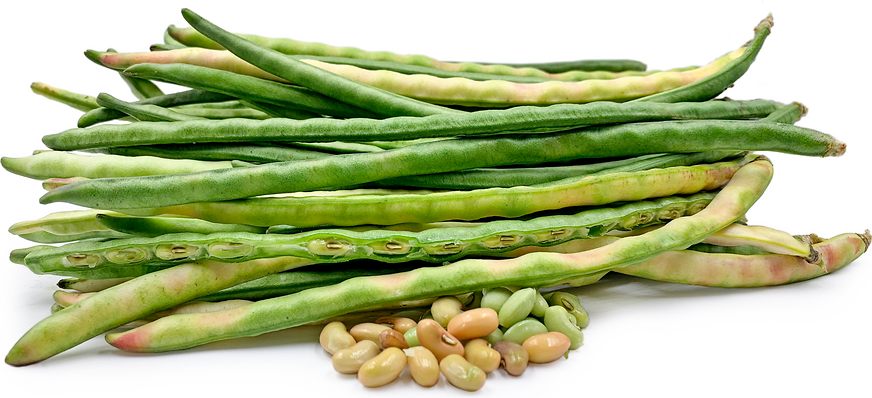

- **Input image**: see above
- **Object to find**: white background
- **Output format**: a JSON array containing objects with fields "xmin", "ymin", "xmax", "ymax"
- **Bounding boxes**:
[{"xmin": 1, "ymin": 1, "xmax": 869, "ymax": 397}]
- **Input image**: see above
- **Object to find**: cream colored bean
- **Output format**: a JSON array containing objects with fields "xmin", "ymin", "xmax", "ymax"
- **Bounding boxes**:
[
  {"xmin": 416, "ymin": 319, "xmax": 464, "ymax": 361},
  {"xmin": 375, "ymin": 316, "xmax": 417, "ymax": 334},
  {"xmin": 332, "ymin": 340, "xmax": 380, "ymax": 374},
  {"xmin": 379, "ymin": 329, "xmax": 409, "ymax": 349},
  {"xmin": 440, "ymin": 354, "xmax": 487, "ymax": 392},
  {"xmin": 431, "ymin": 296, "xmax": 463, "ymax": 328},
  {"xmin": 357, "ymin": 347, "xmax": 408, "ymax": 388},
  {"xmin": 319, "ymin": 321, "xmax": 356, "ymax": 355},
  {"xmin": 492, "ymin": 341, "xmax": 529, "ymax": 376},
  {"xmin": 464, "ymin": 338, "xmax": 501, "ymax": 373},
  {"xmin": 349, "ymin": 322, "xmax": 392, "ymax": 349},
  {"xmin": 523, "ymin": 332, "xmax": 571, "ymax": 364},
  {"xmin": 404, "ymin": 346, "xmax": 440, "ymax": 387},
  {"xmin": 447, "ymin": 307, "xmax": 499, "ymax": 340}
]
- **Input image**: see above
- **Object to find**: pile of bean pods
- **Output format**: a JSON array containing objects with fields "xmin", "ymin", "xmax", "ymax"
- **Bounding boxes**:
[{"xmin": 2, "ymin": 9, "xmax": 868, "ymax": 392}]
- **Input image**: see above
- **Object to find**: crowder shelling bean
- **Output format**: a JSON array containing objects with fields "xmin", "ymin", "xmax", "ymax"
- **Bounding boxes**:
[{"xmin": 1, "ymin": 7, "xmax": 867, "ymax": 394}]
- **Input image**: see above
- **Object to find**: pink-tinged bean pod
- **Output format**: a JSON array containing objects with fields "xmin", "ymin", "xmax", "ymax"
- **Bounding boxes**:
[
  {"xmin": 5, "ymin": 256, "xmax": 313, "ymax": 366},
  {"xmin": 100, "ymin": 158, "xmax": 775, "ymax": 355},
  {"xmin": 90, "ymin": 48, "xmax": 286, "ymax": 82},
  {"xmin": 616, "ymin": 231, "xmax": 869, "ymax": 287},
  {"xmin": 303, "ymin": 50, "xmax": 741, "ymax": 106}
]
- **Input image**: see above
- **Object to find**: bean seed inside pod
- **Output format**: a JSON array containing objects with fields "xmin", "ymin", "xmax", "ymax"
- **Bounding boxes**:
[{"xmin": 416, "ymin": 319, "xmax": 464, "ymax": 361}]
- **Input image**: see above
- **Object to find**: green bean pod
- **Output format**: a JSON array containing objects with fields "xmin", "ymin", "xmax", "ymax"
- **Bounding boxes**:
[
  {"xmin": 92, "ymin": 142, "xmax": 332, "ymax": 163},
  {"xmin": 92, "ymin": 47, "xmax": 674, "ymax": 83},
  {"xmin": 5, "ymin": 255, "xmax": 316, "ymax": 366},
  {"xmin": 78, "ymin": 89, "xmax": 234, "ymax": 128},
  {"xmin": 122, "ymin": 157, "xmax": 743, "ymax": 228},
  {"xmin": 42, "ymin": 100, "xmax": 784, "ymax": 149},
  {"xmin": 95, "ymin": 214, "xmax": 266, "ymax": 237},
  {"xmin": 616, "ymin": 231, "xmax": 869, "ymax": 287},
  {"xmin": 304, "ymin": 48, "xmax": 742, "ymax": 107},
  {"xmin": 166, "ymin": 25, "xmax": 650, "ymax": 77},
  {"xmin": 23, "ymin": 193, "xmax": 717, "ymax": 278},
  {"xmin": 97, "ymin": 157, "xmax": 775, "ymax": 353},
  {"xmin": 121, "ymin": 63, "xmax": 380, "ymax": 119},
  {"xmin": 30, "ymin": 82, "xmax": 99, "ymax": 112},
  {"xmin": 634, "ymin": 15, "xmax": 772, "ymax": 104},
  {"xmin": 40, "ymin": 121, "xmax": 843, "ymax": 210},
  {"xmin": 8, "ymin": 209, "xmax": 132, "ymax": 244},
  {"xmin": 95, "ymin": 93, "xmax": 206, "ymax": 123},
  {"xmin": 2, "ymin": 151, "xmax": 232, "ymax": 180}
]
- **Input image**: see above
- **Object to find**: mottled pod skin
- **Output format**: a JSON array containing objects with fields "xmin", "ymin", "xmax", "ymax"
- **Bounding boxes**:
[
  {"xmin": 2, "ymin": 151, "xmax": 232, "ymax": 180},
  {"xmin": 5, "ymin": 256, "xmax": 314, "ymax": 366},
  {"xmin": 40, "ymin": 121, "xmax": 842, "ymax": 209},
  {"xmin": 100, "ymin": 158, "xmax": 775, "ymax": 354},
  {"xmin": 180, "ymin": 9, "xmax": 458, "ymax": 118},
  {"xmin": 23, "ymin": 192, "xmax": 717, "ymax": 278},
  {"xmin": 617, "ymin": 231, "xmax": 869, "ymax": 287},
  {"xmin": 97, "ymin": 158, "xmax": 742, "ymax": 227},
  {"xmin": 42, "ymin": 100, "xmax": 784, "ymax": 150},
  {"xmin": 167, "ymin": 25, "xmax": 649, "ymax": 78}
]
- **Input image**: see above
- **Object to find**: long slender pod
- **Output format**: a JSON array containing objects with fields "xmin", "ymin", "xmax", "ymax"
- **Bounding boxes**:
[
  {"xmin": 100, "ymin": 157, "xmax": 774, "ymax": 353},
  {"xmin": 8, "ymin": 209, "xmax": 133, "ymax": 244},
  {"xmin": 23, "ymin": 193, "xmax": 717, "ymax": 278},
  {"xmin": 30, "ymin": 82, "xmax": 99, "ymax": 112},
  {"xmin": 93, "ymin": 142, "xmax": 332, "ymax": 163},
  {"xmin": 375, "ymin": 151, "xmax": 743, "ymax": 190},
  {"xmin": 95, "ymin": 93, "xmax": 207, "ymax": 123},
  {"xmin": 40, "ymin": 121, "xmax": 844, "ymax": 209},
  {"xmin": 180, "ymin": 9, "xmax": 459, "ymax": 117},
  {"xmin": 91, "ymin": 48, "xmax": 677, "ymax": 83},
  {"xmin": 4, "ymin": 256, "xmax": 315, "ymax": 366},
  {"xmin": 43, "ymin": 100, "xmax": 784, "ymax": 149},
  {"xmin": 121, "ymin": 63, "xmax": 381, "ymax": 119},
  {"xmin": 95, "ymin": 214, "xmax": 267, "ymax": 237},
  {"xmin": 78, "ymin": 89, "xmax": 234, "ymax": 128},
  {"xmin": 633, "ymin": 15, "xmax": 772, "ymax": 103},
  {"xmin": 95, "ymin": 49, "xmax": 166, "ymax": 100},
  {"xmin": 115, "ymin": 157, "xmax": 747, "ymax": 228},
  {"xmin": 166, "ymin": 25, "xmax": 650, "ymax": 76},
  {"xmin": 616, "ymin": 232, "xmax": 869, "ymax": 286},
  {"xmin": 2, "ymin": 151, "xmax": 232, "ymax": 180}
]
